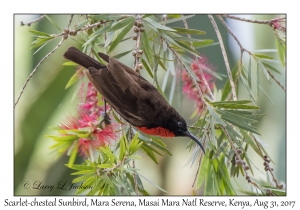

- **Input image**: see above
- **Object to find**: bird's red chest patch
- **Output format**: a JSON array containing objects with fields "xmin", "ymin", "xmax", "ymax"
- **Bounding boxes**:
[{"xmin": 136, "ymin": 126, "xmax": 175, "ymax": 137}]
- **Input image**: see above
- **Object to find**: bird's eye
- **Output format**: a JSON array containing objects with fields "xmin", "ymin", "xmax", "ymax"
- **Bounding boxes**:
[{"xmin": 178, "ymin": 121, "xmax": 183, "ymax": 128}]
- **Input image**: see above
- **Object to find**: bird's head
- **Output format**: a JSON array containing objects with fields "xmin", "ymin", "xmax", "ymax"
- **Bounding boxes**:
[{"xmin": 169, "ymin": 117, "xmax": 205, "ymax": 154}]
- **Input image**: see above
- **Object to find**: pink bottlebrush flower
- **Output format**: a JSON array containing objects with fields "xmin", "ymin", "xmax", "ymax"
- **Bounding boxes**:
[
  {"xmin": 77, "ymin": 124, "xmax": 117, "ymax": 157},
  {"xmin": 60, "ymin": 112, "xmax": 117, "ymax": 157},
  {"xmin": 78, "ymin": 82, "xmax": 103, "ymax": 119},
  {"xmin": 182, "ymin": 56, "xmax": 216, "ymax": 113}
]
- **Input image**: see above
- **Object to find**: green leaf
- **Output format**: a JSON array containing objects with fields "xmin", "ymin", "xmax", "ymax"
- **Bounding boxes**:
[
  {"xmin": 88, "ymin": 14, "xmax": 123, "ymax": 21},
  {"xmin": 129, "ymin": 132, "xmax": 140, "ymax": 154},
  {"xmin": 71, "ymin": 170, "xmax": 95, "ymax": 175},
  {"xmin": 248, "ymin": 57, "xmax": 252, "ymax": 89},
  {"xmin": 257, "ymin": 62, "xmax": 260, "ymax": 97},
  {"xmin": 240, "ymin": 129, "xmax": 263, "ymax": 158},
  {"xmin": 144, "ymin": 17, "xmax": 176, "ymax": 32},
  {"xmin": 275, "ymin": 35, "xmax": 285, "ymax": 67},
  {"xmin": 98, "ymin": 164, "xmax": 113, "ymax": 168},
  {"xmin": 221, "ymin": 64, "xmax": 238, "ymax": 101},
  {"xmin": 75, "ymin": 19, "xmax": 89, "ymax": 30},
  {"xmin": 119, "ymin": 137, "xmax": 126, "ymax": 160},
  {"xmin": 253, "ymin": 53, "xmax": 274, "ymax": 60},
  {"xmin": 84, "ymin": 23, "xmax": 112, "ymax": 47},
  {"xmin": 72, "ymin": 173, "xmax": 94, "ymax": 183},
  {"xmin": 149, "ymin": 140, "xmax": 172, "ymax": 156},
  {"xmin": 68, "ymin": 142, "xmax": 78, "ymax": 166},
  {"xmin": 207, "ymin": 105, "xmax": 226, "ymax": 127},
  {"xmin": 217, "ymin": 110, "xmax": 259, "ymax": 125},
  {"xmin": 112, "ymin": 50, "xmax": 132, "ymax": 59},
  {"xmin": 175, "ymin": 40, "xmax": 201, "ymax": 57},
  {"xmin": 65, "ymin": 164, "xmax": 95, "ymax": 171},
  {"xmin": 196, "ymin": 153, "xmax": 209, "ymax": 189},
  {"xmin": 142, "ymin": 145, "xmax": 158, "ymax": 164},
  {"xmin": 29, "ymin": 30, "xmax": 51, "ymax": 37},
  {"xmin": 99, "ymin": 147, "xmax": 116, "ymax": 163},
  {"xmin": 45, "ymin": 15, "xmax": 62, "ymax": 31},
  {"xmin": 141, "ymin": 31, "xmax": 154, "ymax": 67},
  {"xmin": 30, "ymin": 37, "xmax": 54, "ymax": 50},
  {"xmin": 108, "ymin": 20, "xmax": 134, "ymax": 53},
  {"xmin": 141, "ymin": 59, "xmax": 153, "ymax": 78},
  {"xmin": 90, "ymin": 22, "xmax": 112, "ymax": 38},
  {"xmin": 75, "ymin": 175, "xmax": 96, "ymax": 195},
  {"xmin": 262, "ymin": 62, "xmax": 281, "ymax": 74},
  {"xmin": 255, "ymin": 57, "xmax": 270, "ymax": 80},
  {"xmin": 47, "ymin": 135, "xmax": 78, "ymax": 142},
  {"xmin": 173, "ymin": 36, "xmax": 207, "ymax": 43},
  {"xmin": 160, "ymin": 15, "xmax": 195, "ymax": 25},
  {"xmin": 193, "ymin": 39, "xmax": 216, "ymax": 48},
  {"xmin": 210, "ymin": 102, "xmax": 260, "ymax": 110},
  {"xmin": 172, "ymin": 27, "xmax": 206, "ymax": 35},
  {"xmin": 102, "ymin": 174, "xmax": 114, "ymax": 187},
  {"xmin": 65, "ymin": 70, "xmax": 82, "ymax": 89},
  {"xmin": 107, "ymin": 17, "xmax": 135, "ymax": 32},
  {"xmin": 204, "ymin": 160, "xmax": 213, "ymax": 195},
  {"xmin": 63, "ymin": 61, "xmax": 78, "ymax": 66},
  {"xmin": 222, "ymin": 116, "xmax": 260, "ymax": 135},
  {"xmin": 137, "ymin": 172, "xmax": 168, "ymax": 193}
]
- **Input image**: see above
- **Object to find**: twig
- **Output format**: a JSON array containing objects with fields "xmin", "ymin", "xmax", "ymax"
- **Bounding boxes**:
[
  {"xmin": 252, "ymin": 135, "xmax": 282, "ymax": 189},
  {"xmin": 161, "ymin": 36, "xmax": 205, "ymax": 103},
  {"xmin": 221, "ymin": 126, "xmax": 258, "ymax": 189},
  {"xmin": 208, "ymin": 15, "xmax": 237, "ymax": 101},
  {"xmin": 14, "ymin": 38, "xmax": 65, "ymax": 107},
  {"xmin": 221, "ymin": 15, "xmax": 286, "ymax": 27},
  {"xmin": 133, "ymin": 14, "xmax": 142, "ymax": 73},
  {"xmin": 266, "ymin": 69, "xmax": 286, "ymax": 91},
  {"xmin": 21, "ymin": 15, "xmax": 45, "ymax": 26},
  {"xmin": 68, "ymin": 14, "xmax": 74, "ymax": 29},
  {"xmin": 192, "ymin": 137, "xmax": 206, "ymax": 187},
  {"xmin": 129, "ymin": 127, "xmax": 139, "ymax": 195},
  {"xmin": 181, "ymin": 15, "xmax": 215, "ymax": 101}
]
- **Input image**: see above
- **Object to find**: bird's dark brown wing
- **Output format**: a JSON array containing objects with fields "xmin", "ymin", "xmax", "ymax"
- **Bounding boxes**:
[
  {"xmin": 63, "ymin": 46, "xmax": 178, "ymax": 128},
  {"xmin": 86, "ymin": 66, "xmax": 146, "ymax": 126}
]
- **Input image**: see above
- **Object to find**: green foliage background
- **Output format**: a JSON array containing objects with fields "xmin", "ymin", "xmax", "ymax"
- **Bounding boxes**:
[{"xmin": 14, "ymin": 14, "xmax": 285, "ymax": 195}]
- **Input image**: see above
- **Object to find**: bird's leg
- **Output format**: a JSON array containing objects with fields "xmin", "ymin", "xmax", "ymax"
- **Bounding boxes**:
[{"xmin": 103, "ymin": 99, "xmax": 111, "ymax": 125}]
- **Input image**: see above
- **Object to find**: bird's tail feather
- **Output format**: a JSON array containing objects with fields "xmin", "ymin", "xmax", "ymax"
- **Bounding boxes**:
[{"xmin": 63, "ymin": 46, "xmax": 105, "ymax": 69}]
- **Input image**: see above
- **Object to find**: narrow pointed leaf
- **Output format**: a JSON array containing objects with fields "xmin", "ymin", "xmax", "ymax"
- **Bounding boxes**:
[
  {"xmin": 75, "ymin": 19, "xmax": 89, "ymax": 30},
  {"xmin": 160, "ymin": 15, "xmax": 195, "ymax": 25},
  {"xmin": 141, "ymin": 31, "xmax": 154, "ymax": 67},
  {"xmin": 275, "ymin": 36, "xmax": 285, "ymax": 67},
  {"xmin": 172, "ymin": 27, "xmax": 206, "ymax": 35},
  {"xmin": 108, "ymin": 20, "xmax": 134, "ymax": 53},
  {"xmin": 107, "ymin": 16, "xmax": 135, "ymax": 32},
  {"xmin": 144, "ymin": 17, "xmax": 176, "ymax": 32},
  {"xmin": 45, "ymin": 15, "xmax": 62, "ymax": 31}
]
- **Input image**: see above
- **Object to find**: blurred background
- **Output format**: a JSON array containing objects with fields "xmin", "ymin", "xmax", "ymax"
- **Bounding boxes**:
[{"xmin": 14, "ymin": 14, "xmax": 285, "ymax": 195}]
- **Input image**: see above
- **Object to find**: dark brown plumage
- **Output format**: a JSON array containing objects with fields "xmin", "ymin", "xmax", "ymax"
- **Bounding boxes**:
[{"xmin": 63, "ymin": 46, "xmax": 205, "ymax": 153}]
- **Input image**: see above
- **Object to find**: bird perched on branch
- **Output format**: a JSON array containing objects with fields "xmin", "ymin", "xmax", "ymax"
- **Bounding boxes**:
[{"xmin": 63, "ymin": 46, "xmax": 205, "ymax": 153}]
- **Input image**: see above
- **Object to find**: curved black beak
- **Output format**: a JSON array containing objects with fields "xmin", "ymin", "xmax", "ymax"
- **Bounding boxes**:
[{"xmin": 184, "ymin": 131, "xmax": 205, "ymax": 154}]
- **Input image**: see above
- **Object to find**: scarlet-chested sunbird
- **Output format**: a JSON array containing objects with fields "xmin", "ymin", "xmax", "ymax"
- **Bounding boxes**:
[{"xmin": 63, "ymin": 46, "xmax": 205, "ymax": 153}]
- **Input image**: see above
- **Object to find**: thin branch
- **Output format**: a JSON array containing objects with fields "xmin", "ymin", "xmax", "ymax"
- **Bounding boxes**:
[
  {"xmin": 161, "ymin": 36, "xmax": 205, "ymax": 103},
  {"xmin": 134, "ymin": 14, "xmax": 142, "ymax": 73},
  {"xmin": 221, "ymin": 15, "xmax": 286, "ymax": 27},
  {"xmin": 266, "ymin": 69, "xmax": 286, "ymax": 92},
  {"xmin": 181, "ymin": 15, "xmax": 215, "ymax": 101},
  {"xmin": 14, "ymin": 38, "xmax": 65, "ymax": 107},
  {"xmin": 221, "ymin": 126, "xmax": 259, "ymax": 189},
  {"xmin": 192, "ymin": 137, "xmax": 206, "ymax": 187},
  {"xmin": 68, "ymin": 14, "xmax": 74, "ymax": 29},
  {"xmin": 252, "ymin": 136, "xmax": 282, "ymax": 189},
  {"xmin": 208, "ymin": 15, "xmax": 237, "ymax": 101},
  {"xmin": 21, "ymin": 15, "xmax": 45, "ymax": 26},
  {"xmin": 129, "ymin": 127, "xmax": 139, "ymax": 195}
]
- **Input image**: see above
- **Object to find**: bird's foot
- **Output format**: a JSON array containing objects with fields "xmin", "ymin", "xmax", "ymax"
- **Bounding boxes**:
[{"xmin": 102, "ymin": 112, "xmax": 111, "ymax": 125}]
